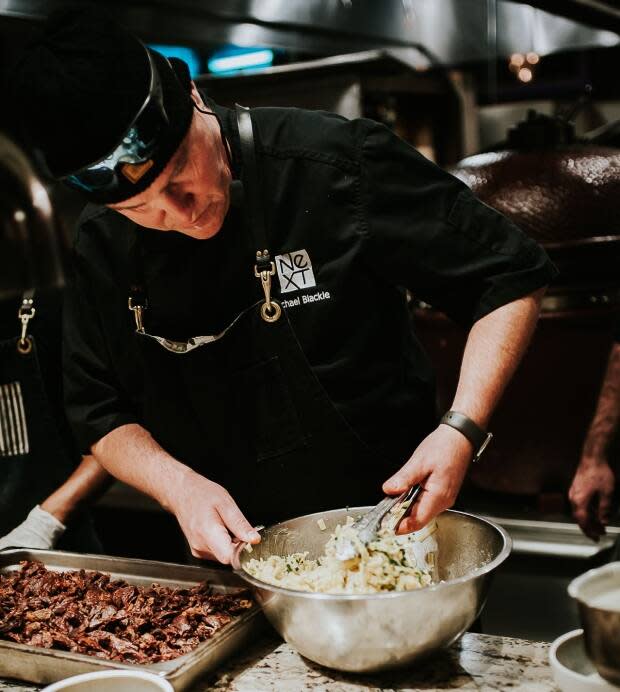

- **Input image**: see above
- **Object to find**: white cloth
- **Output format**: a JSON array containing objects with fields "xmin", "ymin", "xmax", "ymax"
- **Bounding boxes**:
[{"xmin": 0, "ymin": 505, "xmax": 66, "ymax": 550}]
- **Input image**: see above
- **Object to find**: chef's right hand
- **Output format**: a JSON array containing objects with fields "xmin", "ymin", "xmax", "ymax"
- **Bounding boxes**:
[
  {"xmin": 171, "ymin": 472, "xmax": 261, "ymax": 564},
  {"xmin": 568, "ymin": 455, "xmax": 616, "ymax": 541}
]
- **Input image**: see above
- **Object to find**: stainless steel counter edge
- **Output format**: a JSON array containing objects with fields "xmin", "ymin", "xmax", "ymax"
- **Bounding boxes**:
[{"xmin": 483, "ymin": 515, "xmax": 619, "ymax": 559}]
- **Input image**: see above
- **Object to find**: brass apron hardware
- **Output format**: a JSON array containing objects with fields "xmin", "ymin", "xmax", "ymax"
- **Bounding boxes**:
[
  {"xmin": 17, "ymin": 294, "xmax": 35, "ymax": 355},
  {"xmin": 128, "ymin": 296, "xmax": 146, "ymax": 333},
  {"xmin": 260, "ymin": 301, "xmax": 281, "ymax": 323},
  {"xmin": 16, "ymin": 337, "xmax": 32, "ymax": 355},
  {"xmin": 254, "ymin": 249, "xmax": 281, "ymax": 323}
]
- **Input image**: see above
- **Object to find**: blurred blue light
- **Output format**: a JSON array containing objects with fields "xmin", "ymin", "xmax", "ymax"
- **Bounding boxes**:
[
  {"xmin": 208, "ymin": 47, "xmax": 274, "ymax": 75},
  {"xmin": 149, "ymin": 44, "xmax": 201, "ymax": 79}
]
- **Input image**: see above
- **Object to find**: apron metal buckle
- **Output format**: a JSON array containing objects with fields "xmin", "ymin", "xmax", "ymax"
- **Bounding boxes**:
[
  {"xmin": 260, "ymin": 301, "xmax": 281, "ymax": 323},
  {"xmin": 17, "ymin": 298, "xmax": 35, "ymax": 354},
  {"xmin": 128, "ymin": 297, "xmax": 147, "ymax": 333},
  {"xmin": 254, "ymin": 250, "xmax": 281, "ymax": 323}
]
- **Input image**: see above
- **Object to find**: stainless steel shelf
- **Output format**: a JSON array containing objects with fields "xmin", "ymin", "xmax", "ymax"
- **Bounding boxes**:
[{"xmin": 483, "ymin": 515, "xmax": 619, "ymax": 559}]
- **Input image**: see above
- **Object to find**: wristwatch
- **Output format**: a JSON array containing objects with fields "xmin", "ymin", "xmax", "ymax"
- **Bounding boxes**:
[{"xmin": 440, "ymin": 410, "xmax": 493, "ymax": 463}]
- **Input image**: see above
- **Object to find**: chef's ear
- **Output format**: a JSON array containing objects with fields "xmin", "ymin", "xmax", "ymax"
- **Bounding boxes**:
[{"xmin": 189, "ymin": 83, "xmax": 207, "ymax": 111}]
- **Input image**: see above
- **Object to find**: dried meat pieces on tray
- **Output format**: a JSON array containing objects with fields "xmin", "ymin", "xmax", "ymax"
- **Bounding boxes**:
[{"xmin": 0, "ymin": 561, "xmax": 253, "ymax": 663}]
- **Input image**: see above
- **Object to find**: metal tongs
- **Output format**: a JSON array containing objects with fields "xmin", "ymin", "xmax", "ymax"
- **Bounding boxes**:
[
  {"xmin": 334, "ymin": 484, "xmax": 423, "ymax": 561},
  {"xmin": 230, "ymin": 525, "xmax": 264, "ymax": 572}
]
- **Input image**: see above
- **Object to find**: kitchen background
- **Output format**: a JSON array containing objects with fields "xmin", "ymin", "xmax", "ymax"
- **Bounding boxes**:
[{"xmin": 1, "ymin": 0, "xmax": 619, "ymax": 643}]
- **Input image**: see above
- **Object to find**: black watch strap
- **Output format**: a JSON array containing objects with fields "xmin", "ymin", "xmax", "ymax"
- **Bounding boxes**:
[{"xmin": 440, "ymin": 410, "xmax": 493, "ymax": 462}]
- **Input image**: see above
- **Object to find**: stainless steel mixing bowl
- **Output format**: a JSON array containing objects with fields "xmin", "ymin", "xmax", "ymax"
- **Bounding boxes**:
[
  {"xmin": 568, "ymin": 562, "xmax": 620, "ymax": 685},
  {"xmin": 236, "ymin": 507, "xmax": 511, "ymax": 673}
]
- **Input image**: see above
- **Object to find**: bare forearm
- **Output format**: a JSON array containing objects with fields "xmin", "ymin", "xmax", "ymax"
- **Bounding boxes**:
[
  {"xmin": 386, "ymin": 288, "xmax": 546, "ymax": 529},
  {"xmin": 582, "ymin": 342, "xmax": 620, "ymax": 460},
  {"xmin": 91, "ymin": 423, "xmax": 196, "ymax": 512},
  {"xmin": 40, "ymin": 455, "xmax": 112, "ymax": 524},
  {"xmin": 91, "ymin": 424, "xmax": 259, "ymax": 563},
  {"xmin": 451, "ymin": 288, "xmax": 545, "ymax": 428}
]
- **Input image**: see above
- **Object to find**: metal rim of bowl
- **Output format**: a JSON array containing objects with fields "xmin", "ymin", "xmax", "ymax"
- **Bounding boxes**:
[
  {"xmin": 234, "ymin": 509, "xmax": 512, "ymax": 600},
  {"xmin": 568, "ymin": 561, "xmax": 620, "ymax": 607}
]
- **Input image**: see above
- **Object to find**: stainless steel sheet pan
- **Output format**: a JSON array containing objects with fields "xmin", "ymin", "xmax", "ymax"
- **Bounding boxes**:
[{"xmin": 0, "ymin": 549, "xmax": 266, "ymax": 690}]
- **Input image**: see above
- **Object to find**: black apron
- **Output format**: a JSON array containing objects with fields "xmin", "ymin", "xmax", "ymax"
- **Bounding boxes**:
[
  {"xmin": 0, "ymin": 293, "xmax": 101, "ymax": 552},
  {"xmin": 128, "ymin": 106, "xmax": 418, "ymax": 526}
]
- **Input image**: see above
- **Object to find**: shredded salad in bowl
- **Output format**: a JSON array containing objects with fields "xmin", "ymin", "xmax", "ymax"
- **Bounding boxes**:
[{"xmin": 243, "ymin": 516, "xmax": 438, "ymax": 594}]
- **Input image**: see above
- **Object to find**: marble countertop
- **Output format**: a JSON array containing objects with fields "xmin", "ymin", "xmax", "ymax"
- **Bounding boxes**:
[{"xmin": 0, "ymin": 631, "xmax": 557, "ymax": 692}]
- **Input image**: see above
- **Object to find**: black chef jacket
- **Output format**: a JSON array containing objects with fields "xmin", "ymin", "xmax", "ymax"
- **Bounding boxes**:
[{"xmin": 64, "ymin": 100, "xmax": 558, "ymax": 464}]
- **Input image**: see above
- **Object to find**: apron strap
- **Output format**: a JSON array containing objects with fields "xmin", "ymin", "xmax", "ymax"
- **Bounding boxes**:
[
  {"xmin": 128, "ymin": 235, "xmax": 147, "ymax": 332},
  {"xmin": 235, "ymin": 104, "xmax": 281, "ymax": 323},
  {"xmin": 235, "ymin": 104, "xmax": 269, "ymax": 266}
]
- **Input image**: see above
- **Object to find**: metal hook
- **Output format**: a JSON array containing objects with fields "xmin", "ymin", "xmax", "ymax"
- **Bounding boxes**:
[
  {"xmin": 128, "ymin": 297, "xmax": 146, "ymax": 332},
  {"xmin": 17, "ymin": 298, "xmax": 35, "ymax": 355},
  {"xmin": 254, "ymin": 251, "xmax": 281, "ymax": 323}
]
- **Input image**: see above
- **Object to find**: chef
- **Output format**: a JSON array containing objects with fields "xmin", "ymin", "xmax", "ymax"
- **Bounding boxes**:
[{"xmin": 10, "ymin": 9, "xmax": 557, "ymax": 564}]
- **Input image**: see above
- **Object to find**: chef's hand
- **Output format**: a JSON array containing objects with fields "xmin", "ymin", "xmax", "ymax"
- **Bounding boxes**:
[
  {"xmin": 568, "ymin": 455, "xmax": 615, "ymax": 541},
  {"xmin": 0, "ymin": 505, "xmax": 66, "ymax": 551},
  {"xmin": 171, "ymin": 471, "xmax": 261, "ymax": 564},
  {"xmin": 382, "ymin": 425, "xmax": 473, "ymax": 533}
]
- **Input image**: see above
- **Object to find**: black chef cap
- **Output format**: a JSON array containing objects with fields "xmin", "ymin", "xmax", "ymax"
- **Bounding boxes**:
[{"xmin": 10, "ymin": 8, "xmax": 194, "ymax": 204}]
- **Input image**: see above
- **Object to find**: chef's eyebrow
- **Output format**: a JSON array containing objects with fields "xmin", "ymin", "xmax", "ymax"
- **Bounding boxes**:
[{"xmin": 113, "ymin": 142, "xmax": 190, "ymax": 211}]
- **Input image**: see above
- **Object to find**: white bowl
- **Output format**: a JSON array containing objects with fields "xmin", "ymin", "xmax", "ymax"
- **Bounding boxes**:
[
  {"xmin": 550, "ymin": 629, "xmax": 620, "ymax": 692},
  {"xmin": 568, "ymin": 562, "xmax": 620, "ymax": 684},
  {"xmin": 42, "ymin": 670, "xmax": 174, "ymax": 692}
]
